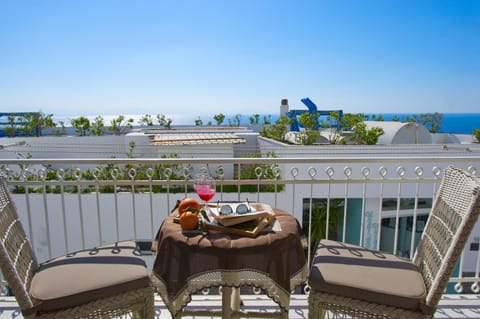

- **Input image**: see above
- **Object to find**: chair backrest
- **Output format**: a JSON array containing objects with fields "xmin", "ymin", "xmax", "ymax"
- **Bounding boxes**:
[
  {"xmin": 0, "ymin": 174, "xmax": 38, "ymax": 311},
  {"xmin": 413, "ymin": 165, "xmax": 480, "ymax": 308}
]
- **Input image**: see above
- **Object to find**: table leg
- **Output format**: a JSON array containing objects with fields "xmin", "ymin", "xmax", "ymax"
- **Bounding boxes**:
[
  {"xmin": 231, "ymin": 287, "xmax": 241, "ymax": 311},
  {"xmin": 222, "ymin": 286, "xmax": 232, "ymax": 319},
  {"xmin": 221, "ymin": 286, "xmax": 241, "ymax": 319}
]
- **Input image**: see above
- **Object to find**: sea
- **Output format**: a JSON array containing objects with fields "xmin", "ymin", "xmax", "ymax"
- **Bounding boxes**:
[
  {"xmin": 52, "ymin": 113, "xmax": 480, "ymax": 135},
  {"xmin": 378, "ymin": 113, "xmax": 480, "ymax": 135}
]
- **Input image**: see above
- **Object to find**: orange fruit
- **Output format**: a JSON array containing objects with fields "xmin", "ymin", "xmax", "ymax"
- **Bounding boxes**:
[
  {"xmin": 178, "ymin": 198, "xmax": 201, "ymax": 215},
  {"xmin": 179, "ymin": 211, "xmax": 199, "ymax": 230}
]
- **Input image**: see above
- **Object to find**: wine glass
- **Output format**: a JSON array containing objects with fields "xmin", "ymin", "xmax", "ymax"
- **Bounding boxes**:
[{"xmin": 193, "ymin": 173, "xmax": 216, "ymax": 210}]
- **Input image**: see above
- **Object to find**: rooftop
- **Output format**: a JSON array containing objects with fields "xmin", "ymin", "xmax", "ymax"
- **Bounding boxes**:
[{"xmin": 151, "ymin": 132, "xmax": 246, "ymax": 146}]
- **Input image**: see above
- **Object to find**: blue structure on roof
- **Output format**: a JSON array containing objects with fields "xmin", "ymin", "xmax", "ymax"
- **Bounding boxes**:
[
  {"xmin": 0, "ymin": 112, "xmax": 40, "ymax": 137},
  {"xmin": 286, "ymin": 98, "xmax": 343, "ymax": 132}
]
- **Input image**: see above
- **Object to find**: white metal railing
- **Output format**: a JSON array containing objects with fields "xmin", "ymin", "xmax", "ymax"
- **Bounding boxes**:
[{"xmin": 0, "ymin": 157, "xmax": 479, "ymax": 296}]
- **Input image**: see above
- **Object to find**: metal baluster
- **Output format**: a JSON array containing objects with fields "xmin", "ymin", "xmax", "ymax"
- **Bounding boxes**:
[
  {"xmin": 57, "ymin": 169, "xmax": 69, "ymax": 253},
  {"xmin": 39, "ymin": 169, "xmax": 52, "ymax": 258},
  {"xmin": 216, "ymin": 166, "xmax": 225, "ymax": 202},
  {"xmin": 377, "ymin": 167, "xmax": 388, "ymax": 251},
  {"xmin": 343, "ymin": 167, "xmax": 352, "ymax": 243},
  {"xmin": 21, "ymin": 169, "xmax": 35, "ymax": 250},
  {"xmin": 360, "ymin": 167, "xmax": 370, "ymax": 246},
  {"xmin": 290, "ymin": 168, "xmax": 299, "ymax": 217},
  {"xmin": 325, "ymin": 167, "xmax": 334, "ymax": 240},
  {"xmin": 129, "ymin": 168, "xmax": 137, "ymax": 241},
  {"xmin": 236, "ymin": 164, "xmax": 241, "ymax": 201},
  {"xmin": 112, "ymin": 168, "xmax": 120, "ymax": 242},
  {"xmin": 410, "ymin": 167, "xmax": 423, "ymax": 258},
  {"xmin": 307, "ymin": 167, "xmax": 317, "ymax": 265},
  {"xmin": 93, "ymin": 167, "xmax": 102, "ymax": 245},
  {"xmin": 273, "ymin": 165, "xmax": 280, "ymax": 208},
  {"xmin": 146, "ymin": 167, "xmax": 155, "ymax": 239},
  {"xmin": 74, "ymin": 168, "xmax": 85, "ymax": 249},
  {"xmin": 164, "ymin": 168, "xmax": 172, "ymax": 214},
  {"xmin": 393, "ymin": 166, "xmax": 406, "ymax": 255},
  {"xmin": 255, "ymin": 166, "xmax": 262, "ymax": 203}
]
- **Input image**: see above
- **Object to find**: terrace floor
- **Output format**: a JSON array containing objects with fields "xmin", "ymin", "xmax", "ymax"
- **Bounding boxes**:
[{"xmin": 1, "ymin": 294, "xmax": 480, "ymax": 318}]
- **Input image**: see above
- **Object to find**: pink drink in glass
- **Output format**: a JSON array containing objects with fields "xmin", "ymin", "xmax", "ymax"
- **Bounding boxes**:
[
  {"xmin": 195, "ymin": 185, "xmax": 216, "ymax": 202},
  {"xmin": 193, "ymin": 174, "xmax": 216, "ymax": 209}
]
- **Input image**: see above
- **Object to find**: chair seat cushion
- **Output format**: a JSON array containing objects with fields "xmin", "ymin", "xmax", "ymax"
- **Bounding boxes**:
[
  {"xmin": 308, "ymin": 240, "xmax": 428, "ymax": 312},
  {"xmin": 29, "ymin": 240, "xmax": 151, "ymax": 314}
]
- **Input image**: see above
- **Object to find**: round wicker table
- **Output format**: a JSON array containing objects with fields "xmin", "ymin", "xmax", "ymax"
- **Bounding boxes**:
[{"xmin": 151, "ymin": 206, "xmax": 307, "ymax": 319}]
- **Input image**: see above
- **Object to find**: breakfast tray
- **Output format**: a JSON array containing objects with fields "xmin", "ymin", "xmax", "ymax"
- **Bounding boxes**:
[
  {"xmin": 205, "ymin": 212, "xmax": 275, "ymax": 237},
  {"xmin": 174, "ymin": 202, "xmax": 276, "ymax": 237},
  {"xmin": 205, "ymin": 202, "xmax": 275, "ymax": 237}
]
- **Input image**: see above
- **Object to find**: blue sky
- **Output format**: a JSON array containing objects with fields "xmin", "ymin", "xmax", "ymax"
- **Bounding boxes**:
[{"xmin": 1, "ymin": 0, "xmax": 479, "ymax": 119}]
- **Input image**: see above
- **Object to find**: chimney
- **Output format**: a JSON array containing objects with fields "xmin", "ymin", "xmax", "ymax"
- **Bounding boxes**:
[{"xmin": 280, "ymin": 99, "xmax": 289, "ymax": 116}]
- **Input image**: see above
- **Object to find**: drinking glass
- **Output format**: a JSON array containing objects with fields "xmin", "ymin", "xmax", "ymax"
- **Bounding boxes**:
[{"xmin": 193, "ymin": 174, "xmax": 216, "ymax": 210}]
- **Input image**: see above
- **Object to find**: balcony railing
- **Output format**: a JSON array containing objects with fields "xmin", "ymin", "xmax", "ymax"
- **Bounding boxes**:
[{"xmin": 0, "ymin": 156, "xmax": 479, "ymax": 298}]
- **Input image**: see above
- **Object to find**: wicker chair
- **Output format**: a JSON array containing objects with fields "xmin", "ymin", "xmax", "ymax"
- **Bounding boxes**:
[
  {"xmin": 0, "ymin": 174, "xmax": 155, "ymax": 318},
  {"xmin": 308, "ymin": 165, "xmax": 480, "ymax": 319}
]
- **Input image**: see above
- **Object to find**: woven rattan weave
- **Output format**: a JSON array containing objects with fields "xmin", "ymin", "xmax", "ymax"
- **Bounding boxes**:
[
  {"xmin": 308, "ymin": 166, "xmax": 480, "ymax": 319},
  {"xmin": 0, "ymin": 174, "xmax": 154, "ymax": 318}
]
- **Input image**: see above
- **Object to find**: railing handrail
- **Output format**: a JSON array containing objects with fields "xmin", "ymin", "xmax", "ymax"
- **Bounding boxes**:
[{"xmin": 1, "ymin": 155, "xmax": 480, "ymax": 165}]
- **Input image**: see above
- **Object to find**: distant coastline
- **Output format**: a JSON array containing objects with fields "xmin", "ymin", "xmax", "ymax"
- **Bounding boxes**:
[{"xmin": 50, "ymin": 112, "xmax": 480, "ymax": 135}]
